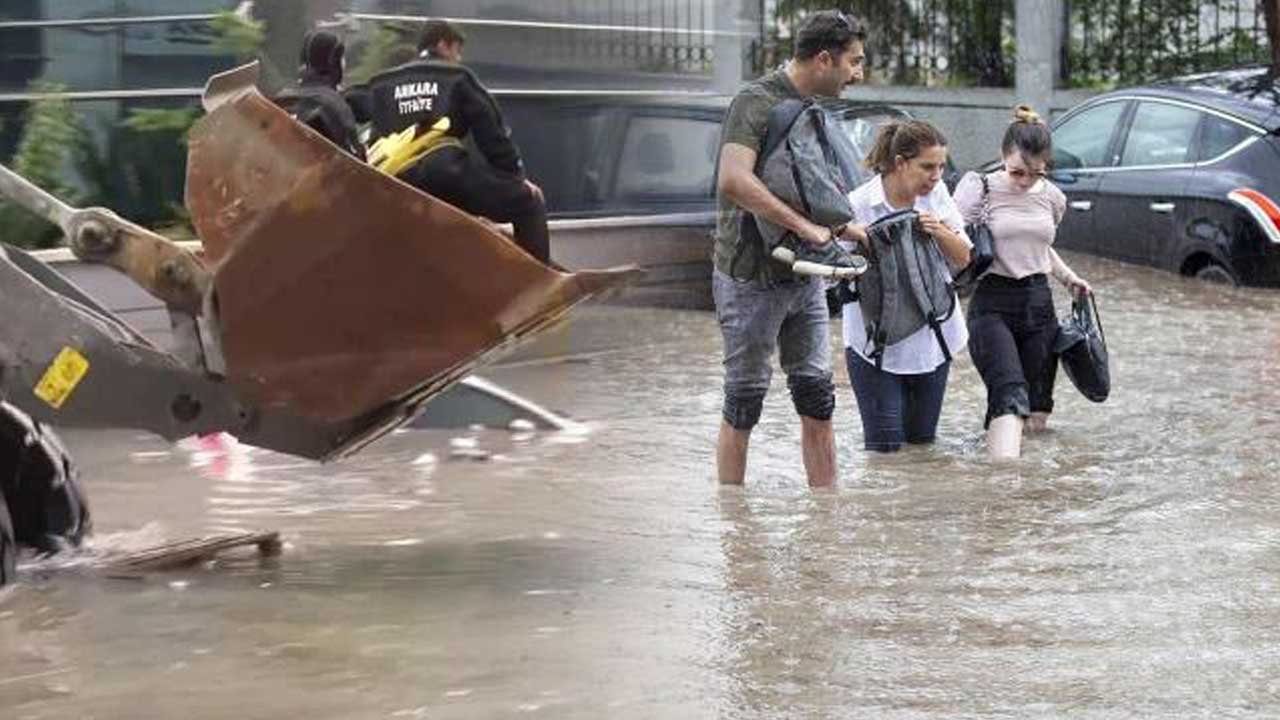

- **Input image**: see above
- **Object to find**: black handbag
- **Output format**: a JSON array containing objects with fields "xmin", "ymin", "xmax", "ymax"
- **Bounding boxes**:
[
  {"xmin": 955, "ymin": 174, "xmax": 996, "ymax": 288},
  {"xmin": 1054, "ymin": 293, "xmax": 1110, "ymax": 402}
]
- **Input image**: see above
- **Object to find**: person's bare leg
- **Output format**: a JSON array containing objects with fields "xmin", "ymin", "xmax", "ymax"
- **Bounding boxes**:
[
  {"xmin": 800, "ymin": 416, "xmax": 836, "ymax": 488},
  {"xmin": 987, "ymin": 414, "xmax": 1023, "ymax": 460},
  {"xmin": 717, "ymin": 420, "xmax": 751, "ymax": 485},
  {"xmin": 1025, "ymin": 412, "xmax": 1050, "ymax": 433}
]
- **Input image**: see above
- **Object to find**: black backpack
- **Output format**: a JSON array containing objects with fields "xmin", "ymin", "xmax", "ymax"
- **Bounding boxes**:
[{"xmin": 274, "ymin": 84, "xmax": 366, "ymax": 161}]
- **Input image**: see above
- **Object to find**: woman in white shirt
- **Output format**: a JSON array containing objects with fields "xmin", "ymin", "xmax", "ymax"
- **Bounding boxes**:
[{"xmin": 839, "ymin": 120, "xmax": 972, "ymax": 452}]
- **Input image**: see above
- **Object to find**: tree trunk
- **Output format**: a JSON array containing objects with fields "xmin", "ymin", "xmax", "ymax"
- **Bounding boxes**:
[
  {"xmin": 254, "ymin": 0, "xmax": 335, "ymax": 92},
  {"xmin": 1266, "ymin": 0, "xmax": 1280, "ymax": 75}
]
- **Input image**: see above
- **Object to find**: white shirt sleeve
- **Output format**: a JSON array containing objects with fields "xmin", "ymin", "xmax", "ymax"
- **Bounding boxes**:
[
  {"xmin": 932, "ymin": 182, "xmax": 971, "ymax": 248},
  {"xmin": 840, "ymin": 184, "xmax": 873, "ymax": 252}
]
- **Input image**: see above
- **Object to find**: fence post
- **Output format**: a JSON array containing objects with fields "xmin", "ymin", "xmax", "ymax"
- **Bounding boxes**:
[
  {"xmin": 714, "ymin": 0, "xmax": 747, "ymax": 93},
  {"xmin": 1015, "ymin": 0, "xmax": 1063, "ymax": 116}
]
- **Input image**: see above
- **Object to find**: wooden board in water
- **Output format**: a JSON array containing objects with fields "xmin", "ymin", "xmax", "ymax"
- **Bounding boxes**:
[{"xmin": 100, "ymin": 530, "xmax": 281, "ymax": 574}]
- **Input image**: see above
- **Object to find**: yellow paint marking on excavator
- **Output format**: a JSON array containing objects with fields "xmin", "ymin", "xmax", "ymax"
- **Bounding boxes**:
[{"xmin": 34, "ymin": 347, "xmax": 89, "ymax": 409}]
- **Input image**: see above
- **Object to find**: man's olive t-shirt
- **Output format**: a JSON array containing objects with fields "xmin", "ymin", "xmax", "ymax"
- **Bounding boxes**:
[{"xmin": 713, "ymin": 68, "xmax": 803, "ymax": 282}]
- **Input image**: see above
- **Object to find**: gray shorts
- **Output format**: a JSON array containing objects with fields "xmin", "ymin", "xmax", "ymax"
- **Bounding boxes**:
[{"xmin": 712, "ymin": 270, "xmax": 832, "ymax": 398}]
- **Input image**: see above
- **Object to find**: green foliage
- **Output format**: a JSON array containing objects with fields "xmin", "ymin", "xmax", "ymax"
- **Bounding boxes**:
[
  {"xmin": 1065, "ymin": 0, "xmax": 1271, "ymax": 88},
  {"xmin": 770, "ymin": 0, "xmax": 1270, "ymax": 88},
  {"xmin": 1, "ymin": 8, "xmax": 269, "ymax": 250},
  {"xmin": 347, "ymin": 23, "xmax": 419, "ymax": 85},
  {"xmin": 210, "ymin": 9, "xmax": 267, "ymax": 62},
  {"xmin": 100, "ymin": 8, "xmax": 266, "ymax": 229},
  {"xmin": 0, "ymin": 84, "xmax": 83, "ymax": 249},
  {"xmin": 81, "ymin": 101, "xmax": 201, "ymax": 231},
  {"xmin": 761, "ymin": 0, "xmax": 1015, "ymax": 87},
  {"xmin": 123, "ymin": 107, "xmax": 201, "ymax": 137}
]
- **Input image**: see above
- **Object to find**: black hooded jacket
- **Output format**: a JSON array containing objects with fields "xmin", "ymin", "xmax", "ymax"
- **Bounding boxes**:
[
  {"xmin": 274, "ymin": 69, "xmax": 366, "ymax": 161},
  {"xmin": 274, "ymin": 31, "xmax": 364, "ymax": 160},
  {"xmin": 346, "ymin": 55, "xmax": 524, "ymax": 177}
]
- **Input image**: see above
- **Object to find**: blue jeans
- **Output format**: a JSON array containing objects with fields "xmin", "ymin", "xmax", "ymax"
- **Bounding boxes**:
[{"xmin": 845, "ymin": 348, "xmax": 950, "ymax": 452}]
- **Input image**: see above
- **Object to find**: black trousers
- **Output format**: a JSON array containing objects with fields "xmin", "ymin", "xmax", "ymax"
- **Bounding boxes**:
[
  {"xmin": 966, "ymin": 273, "xmax": 1059, "ymax": 428},
  {"xmin": 403, "ymin": 146, "xmax": 550, "ymax": 264}
]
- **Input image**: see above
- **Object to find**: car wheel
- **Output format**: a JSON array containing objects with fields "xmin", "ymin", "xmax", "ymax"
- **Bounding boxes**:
[
  {"xmin": 0, "ymin": 494, "xmax": 15, "ymax": 588},
  {"xmin": 1194, "ymin": 263, "xmax": 1237, "ymax": 286}
]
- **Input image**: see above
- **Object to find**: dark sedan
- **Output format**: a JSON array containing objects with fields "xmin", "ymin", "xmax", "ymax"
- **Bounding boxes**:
[{"xmin": 1044, "ymin": 67, "xmax": 1280, "ymax": 285}]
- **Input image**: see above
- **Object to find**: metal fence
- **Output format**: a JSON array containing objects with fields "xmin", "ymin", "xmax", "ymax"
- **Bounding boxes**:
[
  {"xmin": 579, "ymin": 0, "xmax": 715, "ymax": 74},
  {"xmin": 348, "ymin": 1, "xmax": 717, "ymax": 76},
  {"xmin": 1063, "ymin": 0, "xmax": 1271, "ymax": 88},
  {"xmin": 753, "ymin": 1, "xmax": 1018, "ymax": 87}
]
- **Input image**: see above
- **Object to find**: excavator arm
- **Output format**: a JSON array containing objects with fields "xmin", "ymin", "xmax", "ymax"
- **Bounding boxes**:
[{"xmin": 0, "ymin": 63, "xmax": 641, "ymax": 461}]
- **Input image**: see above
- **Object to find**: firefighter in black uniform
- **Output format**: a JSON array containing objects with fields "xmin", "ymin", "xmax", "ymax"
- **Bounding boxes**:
[
  {"xmin": 346, "ymin": 20, "xmax": 550, "ymax": 264},
  {"xmin": 274, "ymin": 30, "xmax": 365, "ymax": 161}
]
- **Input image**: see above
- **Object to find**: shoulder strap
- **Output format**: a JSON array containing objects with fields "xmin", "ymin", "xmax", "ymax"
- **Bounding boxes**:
[
  {"xmin": 905, "ymin": 224, "xmax": 952, "ymax": 361},
  {"xmin": 730, "ymin": 98, "xmax": 809, "ymax": 283},
  {"xmin": 866, "ymin": 230, "xmax": 901, "ymax": 367},
  {"xmin": 755, "ymin": 98, "xmax": 810, "ymax": 173},
  {"xmin": 980, "ymin": 173, "xmax": 991, "ymax": 220}
]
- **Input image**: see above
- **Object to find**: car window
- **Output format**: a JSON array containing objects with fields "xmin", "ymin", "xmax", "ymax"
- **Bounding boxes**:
[
  {"xmin": 839, "ymin": 113, "xmax": 898, "ymax": 161},
  {"xmin": 614, "ymin": 115, "xmax": 720, "ymax": 198},
  {"xmin": 1118, "ymin": 102, "xmax": 1200, "ymax": 167},
  {"xmin": 1196, "ymin": 114, "xmax": 1255, "ymax": 161},
  {"xmin": 1053, "ymin": 101, "xmax": 1126, "ymax": 169},
  {"xmin": 839, "ymin": 114, "xmax": 897, "ymax": 157},
  {"xmin": 505, "ymin": 103, "xmax": 613, "ymax": 212}
]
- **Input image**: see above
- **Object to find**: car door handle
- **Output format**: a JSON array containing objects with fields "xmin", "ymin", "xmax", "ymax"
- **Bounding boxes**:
[
  {"xmin": 1069, "ymin": 200, "xmax": 1092, "ymax": 211},
  {"xmin": 1150, "ymin": 202, "xmax": 1175, "ymax": 213}
]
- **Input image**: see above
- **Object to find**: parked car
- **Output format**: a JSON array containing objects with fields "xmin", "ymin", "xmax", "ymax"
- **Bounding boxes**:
[
  {"xmin": 1034, "ymin": 67, "xmax": 1280, "ymax": 285},
  {"xmin": 500, "ymin": 93, "xmax": 951, "ymax": 306}
]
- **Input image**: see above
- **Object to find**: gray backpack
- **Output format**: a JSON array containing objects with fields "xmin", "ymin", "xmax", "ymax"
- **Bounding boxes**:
[
  {"xmin": 856, "ymin": 208, "xmax": 956, "ymax": 367},
  {"xmin": 733, "ymin": 99, "xmax": 863, "ymax": 279}
]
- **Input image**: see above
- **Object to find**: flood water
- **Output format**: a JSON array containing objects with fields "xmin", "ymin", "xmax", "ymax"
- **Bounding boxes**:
[{"xmin": 3, "ymin": 252, "xmax": 1280, "ymax": 718}]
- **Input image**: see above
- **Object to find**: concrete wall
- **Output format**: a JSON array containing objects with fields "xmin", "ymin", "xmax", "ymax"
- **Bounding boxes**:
[{"xmin": 846, "ymin": 85, "xmax": 1101, "ymax": 171}]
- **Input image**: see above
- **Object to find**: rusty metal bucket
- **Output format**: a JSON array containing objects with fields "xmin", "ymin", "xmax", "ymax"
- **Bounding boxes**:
[{"xmin": 186, "ymin": 65, "xmax": 640, "ymax": 434}]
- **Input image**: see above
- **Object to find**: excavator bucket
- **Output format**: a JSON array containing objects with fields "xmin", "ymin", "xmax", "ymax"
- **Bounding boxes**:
[{"xmin": 184, "ymin": 64, "xmax": 641, "ymax": 436}]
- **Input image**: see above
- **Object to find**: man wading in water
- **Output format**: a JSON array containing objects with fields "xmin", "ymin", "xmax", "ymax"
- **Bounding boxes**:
[{"xmin": 712, "ymin": 11, "xmax": 868, "ymax": 487}]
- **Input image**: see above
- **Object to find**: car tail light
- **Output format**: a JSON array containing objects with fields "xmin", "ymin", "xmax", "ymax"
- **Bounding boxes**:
[{"xmin": 1228, "ymin": 188, "xmax": 1280, "ymax": 244}]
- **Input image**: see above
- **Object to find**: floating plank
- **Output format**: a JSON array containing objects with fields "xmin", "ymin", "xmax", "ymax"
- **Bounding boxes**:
[{"xmin": 100, "ymin": 530, "xmax": 281, "ymax": 574}]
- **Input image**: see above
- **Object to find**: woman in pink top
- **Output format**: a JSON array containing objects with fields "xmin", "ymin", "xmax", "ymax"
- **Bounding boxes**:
[{"xmin": 954, "ymin": 106, "xmax": 1091, "ymax": 459}]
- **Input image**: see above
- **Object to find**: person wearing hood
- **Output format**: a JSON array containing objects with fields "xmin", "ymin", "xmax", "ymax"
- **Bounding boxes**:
[{"xmin": 274, "ymin": 29, "xmax": 365, "ymax": 161}]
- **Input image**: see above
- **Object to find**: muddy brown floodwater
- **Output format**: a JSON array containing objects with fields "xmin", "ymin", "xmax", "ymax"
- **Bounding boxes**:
[{"xmin": 3, "ymin": 252, "xmax": 1280, "ymax": 719}]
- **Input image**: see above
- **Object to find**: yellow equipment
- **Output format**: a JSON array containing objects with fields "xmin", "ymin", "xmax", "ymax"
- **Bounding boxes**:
[{"xmin": 367, "ymin": 117, "xmax": 461, "ymax": 177}]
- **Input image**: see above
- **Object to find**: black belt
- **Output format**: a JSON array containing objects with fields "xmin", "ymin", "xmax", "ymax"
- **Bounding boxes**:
[{"xmin": 979, "ymin": 272, "xmax": 1048, "ymax": 289}]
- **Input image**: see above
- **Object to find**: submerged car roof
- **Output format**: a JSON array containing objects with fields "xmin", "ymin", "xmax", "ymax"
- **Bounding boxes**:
[{"xmin": 1088, "ymin": 66, "xmax": 1280, "ymax": 130}]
